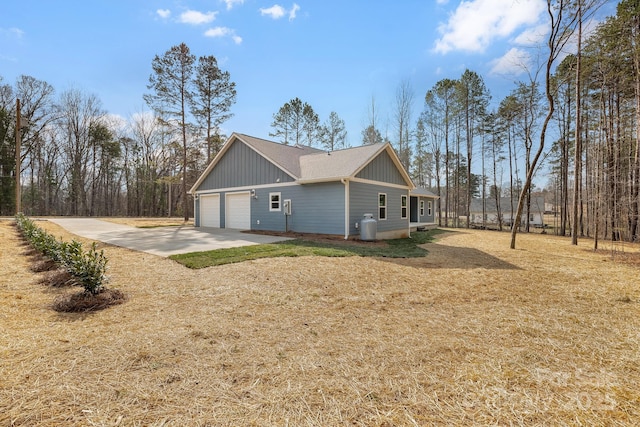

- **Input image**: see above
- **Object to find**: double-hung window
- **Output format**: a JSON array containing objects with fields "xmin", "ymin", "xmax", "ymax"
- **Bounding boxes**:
[
  {"xmin": 269, "ymin": 192, "xmax": 281, "ymax": 212},
  {"xmin": 378, "ymin": 193, "xmax": 387, "ymax": 220},
  {"xmin": 401, "ymin": 195, "xmax": 408, "ymax": 219},
  {"xmin": 420, "ymin": 200, "xmax": 425, "ymax": 217},
  {"xmin": 428, "ymin": 200, "xmax": 433, "ymax": 216}
]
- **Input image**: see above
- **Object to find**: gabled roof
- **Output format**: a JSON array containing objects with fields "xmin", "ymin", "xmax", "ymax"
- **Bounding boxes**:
[
  {"xmin": 298, "ymin": 142, "xmax": 413, "ymax": 188},
  {"xmin": 239, "ymin": 133, "xmax": 324, "ymax": 178},
  {"xmin": 190, "ymin": 132, "xmax": 414, "ymax": 193},
  {"xmin": 298, "ymin": 143, "xmax": 383, "ymax": 182}
]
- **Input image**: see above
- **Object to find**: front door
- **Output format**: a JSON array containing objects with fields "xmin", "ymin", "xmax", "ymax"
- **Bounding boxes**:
[{"xmin": 410, "ymin": 196, "xmax": 418, "ymax": 222}]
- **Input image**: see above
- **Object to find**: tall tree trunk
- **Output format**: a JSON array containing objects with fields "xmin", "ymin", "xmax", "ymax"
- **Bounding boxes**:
[{"xmin": 572, "ymin": 1, "xmax": 582, "ymax": 245}]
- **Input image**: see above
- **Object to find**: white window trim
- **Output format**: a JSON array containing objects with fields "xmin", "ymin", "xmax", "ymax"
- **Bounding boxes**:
[
  {"xmin": 378, "ymin": 193, "xmax": 387, "ymax": 221},
  {"xmin": 420, "ymin": 200, "xmax": 425, "ymax": 216},
  {"xmin": 428, "ymin": 200, "xmax": 433, "ymax": 216},
  {"xmin": 269, "ymin": 192, "xmax": 281, "ymax": 212},
  {"xmin": 401, "ymin": 195, "xmax": 408, "ymax": 219}
]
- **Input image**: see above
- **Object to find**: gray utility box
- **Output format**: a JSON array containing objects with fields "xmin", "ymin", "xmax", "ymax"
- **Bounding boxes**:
[{"xmin": 360, "ymin": 213, "xmax": 377, "ymax": 241}]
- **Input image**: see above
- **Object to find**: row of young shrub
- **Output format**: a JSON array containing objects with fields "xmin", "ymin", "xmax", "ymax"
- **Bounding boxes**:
[{"xmin": 15, "ymin": 214, "xmax": 109, "ymax": 295}]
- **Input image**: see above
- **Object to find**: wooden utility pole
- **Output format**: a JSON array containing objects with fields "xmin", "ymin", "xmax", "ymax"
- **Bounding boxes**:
[{"xmin": 15, "ymin": 98, "xmax": 21, "ymax": 214}]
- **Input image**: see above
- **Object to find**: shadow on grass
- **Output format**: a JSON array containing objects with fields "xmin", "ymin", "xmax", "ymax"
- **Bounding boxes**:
[
  {"xmin": 379, "ymin": 243, "xmax": 520, "ymax": 270},
  {"xmin": 170, "ymin": 229, "xmax": 518, "ymax": 270}
]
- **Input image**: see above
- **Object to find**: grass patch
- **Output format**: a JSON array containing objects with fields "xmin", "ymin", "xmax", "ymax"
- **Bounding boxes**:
[{"xmin": 170, "ymin": 229, "xmax": 443, "ymax": 268}]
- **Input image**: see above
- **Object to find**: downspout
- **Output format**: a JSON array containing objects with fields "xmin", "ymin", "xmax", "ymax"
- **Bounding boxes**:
[
  {"xmin": 341, "ymin": 178, "xmax": 349, "ymax": 239},
  {"xmin": 407, "ymin": 190, "xmax": 411, "ymax": 238},
  {"xmin": 193, "ymin": 193, "xmax": 198, "ymax": 227}
]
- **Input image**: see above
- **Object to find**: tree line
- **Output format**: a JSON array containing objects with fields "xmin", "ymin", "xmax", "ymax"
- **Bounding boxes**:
[
  {"xmin": 1, "ymin": 0, "xmax": 638, "ymax": 246},
  {"xmin": 0, "ymin": 43, "xmax": 236, "ymax": 220},
  {"xmin": 267, "ymin": 1, "xmax": 639, "ymax": 247}
]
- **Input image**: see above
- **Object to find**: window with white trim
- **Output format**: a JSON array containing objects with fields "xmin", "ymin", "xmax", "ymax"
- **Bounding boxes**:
[
  {"xmin": 420, "ymin": 200, "xmax": 425, "ymax": 216},
  {"xmin": 401, "ymin": 195, "xmax": 407, "ymax": 219},
  {"xmin": 269, "ymin": 192, "xmax": 281, "ymax": 211},
  {"xmin": 428, "ymin": 200, "xmax": 433, "ymax": 216},
  {"xmin": 378, "ymin": 193, "xmax": 387, "ymax": 220}
]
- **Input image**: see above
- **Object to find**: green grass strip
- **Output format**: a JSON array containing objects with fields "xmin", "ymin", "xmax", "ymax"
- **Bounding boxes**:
[{"xmin": 170, "ymin": 229, "xmax": 445, "ymax": 269}]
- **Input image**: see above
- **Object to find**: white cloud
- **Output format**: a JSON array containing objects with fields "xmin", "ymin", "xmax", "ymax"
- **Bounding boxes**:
[
  {"xmin": 179, "ymin": 9, "xmax": 218, "ymax": 25},
  {"xmin": 513, "ymin": 23, "xmax": 548, "ymax": 46},
  {"xmin": 1, "ymin": 27, "xmax": 25, "ymax": 38},
  {"xmin": 259, "ymin": 4, "xmax": 300, "ymax": 20},
  {"xmin": 289, "ymin": 3, "xmax": 300, "ymax": 21},
  {"xmin": 490, "ymin": 47, "xmax": 531, "ymax": 76},
  {"xmin": 434, "ymin": 0, "xmax": 546, "ymax": 54},
  {"xmin": 223, "ymin": 0, "xmax": 244, "ymax": 10},
  {"xmin": 260, "ymin": 4, "xmax": 286, "ymax": 19},
  {"xmin": 0, "ymin": 54, "xmax": 18, "ymax": 62},
  {"xmin": 156, "ymin": 9, "xmax": 171, "ymax": 19},
  {"xmin": 204, "ymin": 27, "xmax": 243, "ymax": 44}
]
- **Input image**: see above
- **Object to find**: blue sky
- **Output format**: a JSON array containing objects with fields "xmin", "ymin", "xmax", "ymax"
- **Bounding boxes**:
[{"xmin": 1, "ymin": 0, "xmax": 618, "ymax": 149}]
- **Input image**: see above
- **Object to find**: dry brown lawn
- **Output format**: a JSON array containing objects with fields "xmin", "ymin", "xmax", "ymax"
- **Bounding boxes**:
[{"xmin": 1, "ymin": 219, "xmax": 639, "ymax": 426}]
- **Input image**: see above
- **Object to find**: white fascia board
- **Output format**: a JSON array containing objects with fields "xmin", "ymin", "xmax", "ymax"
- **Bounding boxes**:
[
  {"xmin": 350, "ymin": 177, "xmax": 412, "ymax": 190},
  {"xmin": 194, "ymin": 181, "xmax": 298, "ymax": 196}
]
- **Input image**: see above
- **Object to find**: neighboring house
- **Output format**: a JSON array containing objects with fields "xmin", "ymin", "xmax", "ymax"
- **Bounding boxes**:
[
  {"xmin": 469, "ymin": 196, "xmax": 545, "ymax": 227},
  {"xmin": 189, "ymin": 133, "xmax": 438, "ymax": 239}
]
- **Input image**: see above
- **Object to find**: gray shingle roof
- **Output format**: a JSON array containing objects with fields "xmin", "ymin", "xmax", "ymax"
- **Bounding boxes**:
[
  {"xmin": 236, "ymin": 133, "xmax": 324, "ymax": 178},
  {"xmin": 190, "ymin": 133, "xmax": 414, "ymax": 193},
  {"xmin": 298, "ymin": 143, "xmax": 386, "ymax": 182}
]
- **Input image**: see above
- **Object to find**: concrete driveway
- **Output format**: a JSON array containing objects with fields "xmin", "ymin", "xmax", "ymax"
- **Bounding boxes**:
[{"xmin": 47, "ymin": 218, "xmax": 291, "ymax": 257}]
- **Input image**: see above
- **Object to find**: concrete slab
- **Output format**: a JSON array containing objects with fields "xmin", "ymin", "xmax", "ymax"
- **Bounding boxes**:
[{"xmin": 47, "ymin": 218, "xmax": 291, "ymax": 257}]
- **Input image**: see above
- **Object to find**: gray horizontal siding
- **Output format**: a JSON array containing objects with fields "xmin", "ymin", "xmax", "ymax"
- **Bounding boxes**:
[
  {"xmin": 417, "ymin": 196, "xmax": 436, "ymax": 223},
  {"xmin": 356, "ymin": 150, "xmax": 406, "ymax": 185},
  {"xmin": 349, "ymin": 181, "xmax": 408, "ymax": 236},
  {"xmin": 196, "ymin": 140, "xmax": 294, "ymax": 192},
  {"xmin": 251, "ymin": 183, "xmax": 345, "ymax": 235}
]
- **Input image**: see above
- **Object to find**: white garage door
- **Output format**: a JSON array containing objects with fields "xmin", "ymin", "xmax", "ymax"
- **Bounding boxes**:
[
  {"xmin": 226, "ymin": 192, "xmax": 251, "ymax": 229},
  {"xmin": 200, "ymin": 194, "xmax": 220, "ymax": 228}
]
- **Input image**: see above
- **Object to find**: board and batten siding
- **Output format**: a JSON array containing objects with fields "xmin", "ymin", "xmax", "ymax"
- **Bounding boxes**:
[
  {"xmin": 251, "ymin": 182, "xmax": 345, "ymax": 235},
  {"xmin": 349, "ymin": 181, "xmax": 409, "ymax": 237},
  {"xmin": 355, "ymin": 150, "xmax": 406, "ymax": 186},
  {"xmin": 195, "ymin": 140, "xmax": 294, "ymax": 192}
]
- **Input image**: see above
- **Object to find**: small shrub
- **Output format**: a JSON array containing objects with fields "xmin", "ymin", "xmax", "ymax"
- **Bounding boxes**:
[
  {"xmin": 74, "ymin": 242, "xmax": 108, "ymax": 295},
  {"xmin": 15, "ymin": 214, "xmax": 109, "ymax": 295}
]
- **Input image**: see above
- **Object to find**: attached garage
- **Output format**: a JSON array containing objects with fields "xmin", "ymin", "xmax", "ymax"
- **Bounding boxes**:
[
  {"xmin": 225, "ymin": 192, "xmax": 251, "ymax": 229},
  {"xmin": 200, "ymin": 194, "xmax": 220, "ymax": 228}
]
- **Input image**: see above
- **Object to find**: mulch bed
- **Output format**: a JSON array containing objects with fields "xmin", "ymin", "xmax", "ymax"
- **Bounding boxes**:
[{"xmin": 52, "ymin": 288, "xmax": 127, "ymax": 312}]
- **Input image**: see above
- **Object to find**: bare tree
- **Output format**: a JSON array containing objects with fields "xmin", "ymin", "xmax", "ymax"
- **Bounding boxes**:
[
  {"xmin": 56, "ymin": 88, "xmax": 105, "ymax": 216},
  {"xmin": 511, "ymin": 0, "xmax": 581, "ymax": 249},
  {"xmin": 362, "ymin": 95, "xmax": 384, "ymax": 145},
  {"xmin": 393, "ymin": 80, "xmax": 414, "ymax": 171},
  {"xmin": 571, "ymin": 1, "xmax": 584, "ymax": 245}
]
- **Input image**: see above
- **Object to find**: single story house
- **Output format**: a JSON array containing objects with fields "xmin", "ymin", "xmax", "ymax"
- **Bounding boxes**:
[
  {"xmin": 189, "ymin": 133, "xmax": 438, "ymax": 239},
  {"xmin": 469, "ymin": 196, "xmax": 545, "ymax": 227}
]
